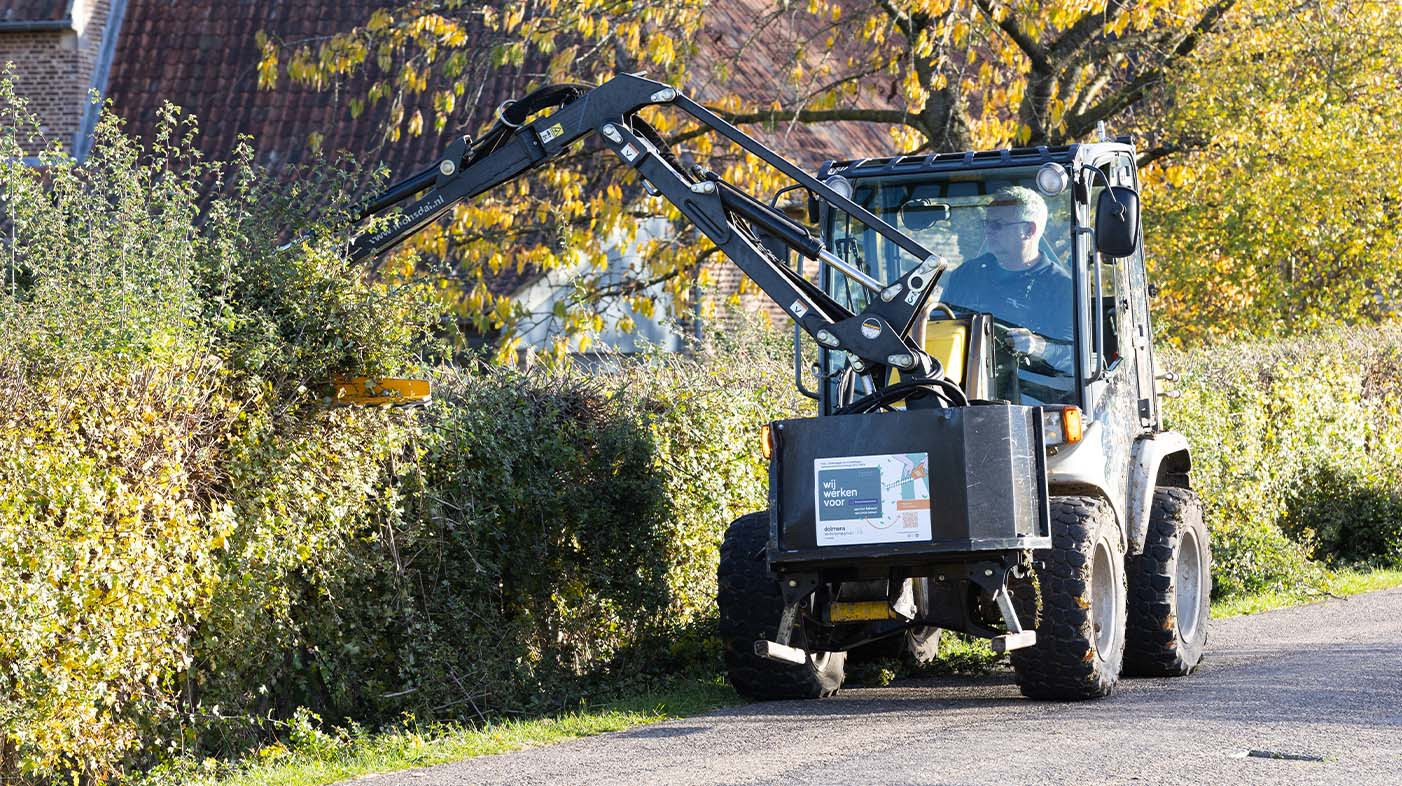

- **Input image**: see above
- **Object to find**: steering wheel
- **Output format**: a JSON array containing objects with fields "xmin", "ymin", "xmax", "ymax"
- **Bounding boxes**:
[{"xmin": 934, "ymin": 302, "xmax": 1072, "ymax": 401}]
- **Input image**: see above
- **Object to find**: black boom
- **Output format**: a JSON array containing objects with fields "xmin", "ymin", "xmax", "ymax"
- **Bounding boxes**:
[{"xmin": 348, "ymin": 73, "xmax": 953, "ymax": 395}]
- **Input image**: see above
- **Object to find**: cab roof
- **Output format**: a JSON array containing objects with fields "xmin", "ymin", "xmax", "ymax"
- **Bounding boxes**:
[{"xmin": 818, "ymin": 138, "xmax": 1135, "ymax": 180}]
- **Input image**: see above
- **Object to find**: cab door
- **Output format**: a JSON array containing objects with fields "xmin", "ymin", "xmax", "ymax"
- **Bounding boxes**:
[
  {"xmin": 1110, "ymin": 152, "xmax": 1158, "ymax": 433},
  {"xmin": 1073, "ymin": 151, "xmax": 1143, "ymax": 525}
]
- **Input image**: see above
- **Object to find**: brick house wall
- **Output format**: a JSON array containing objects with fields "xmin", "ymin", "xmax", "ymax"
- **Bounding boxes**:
[
  {"xmin": 703, "ymin": 253, "xmax": 818, "ymax": 329},
  {"xmin": 0, "ymin": 0, "xmax": 126, "ymax": 157}
]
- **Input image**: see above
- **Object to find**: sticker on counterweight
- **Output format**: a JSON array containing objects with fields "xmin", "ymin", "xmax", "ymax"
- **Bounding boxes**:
[{"xmin": 813, "ymin": 452, "xmax": 931, "ymax": 546}]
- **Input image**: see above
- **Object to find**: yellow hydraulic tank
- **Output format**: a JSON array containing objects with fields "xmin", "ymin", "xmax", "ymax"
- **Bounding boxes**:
[{"xmin": 923, "ymin": 319, "xmax": 968, "ymax": 386}]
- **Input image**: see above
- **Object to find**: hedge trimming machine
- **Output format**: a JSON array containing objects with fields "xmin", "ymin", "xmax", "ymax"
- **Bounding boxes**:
[{"xmin": 348, "ymin": 73, "xmax": 1208, "ymax": 701}]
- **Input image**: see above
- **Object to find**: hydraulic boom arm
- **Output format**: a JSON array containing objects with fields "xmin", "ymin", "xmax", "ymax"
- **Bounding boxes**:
[{"xmin": 349, "ymin": 73, "xmax": 956, "ymax": 394}]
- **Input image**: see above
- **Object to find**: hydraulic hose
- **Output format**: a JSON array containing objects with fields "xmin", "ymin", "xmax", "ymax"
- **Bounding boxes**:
[{"xmin": 834, "ymin": 376, "xmax": 969, "ymax": 415}]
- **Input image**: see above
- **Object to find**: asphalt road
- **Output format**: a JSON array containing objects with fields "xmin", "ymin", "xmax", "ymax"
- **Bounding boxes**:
[{"xmin": 347, "ymin": 588, "xmax": 1402, "ymax": 785}]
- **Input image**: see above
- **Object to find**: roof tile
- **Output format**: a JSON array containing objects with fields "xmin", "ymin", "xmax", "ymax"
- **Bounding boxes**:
[{"xmin": 106, "ymin": 0, "xmax": 899, "ymax": 180}]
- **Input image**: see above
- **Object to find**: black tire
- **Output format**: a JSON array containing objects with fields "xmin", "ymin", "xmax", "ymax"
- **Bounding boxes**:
[
  {"xmin": 717, "ymin": 512, "xmax": 845, "ymax": 700},
  {"xmin": 1124, "ymin": 487, "xmax": 1211, "ymax": 676},
  {"xmin": 1011, "ymin": 496, "xmax": 1126, "ymax": 700}
]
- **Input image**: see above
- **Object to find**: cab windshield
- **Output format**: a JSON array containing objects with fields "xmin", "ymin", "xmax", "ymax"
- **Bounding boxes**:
[{"xmin": 826, "ymin": 165, "xmax": 1076, "ymax": 405}]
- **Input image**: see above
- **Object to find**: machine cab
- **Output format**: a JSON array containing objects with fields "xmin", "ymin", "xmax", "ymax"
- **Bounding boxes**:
[{"xmin": 812, "ymin": 143, "xmax": 1159, "ymax": 434}]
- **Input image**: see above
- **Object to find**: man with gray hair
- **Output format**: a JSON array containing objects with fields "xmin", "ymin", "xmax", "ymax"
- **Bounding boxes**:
[{"xmin": 938, "ymin": 185, "xmax": 1074, "ymax": 399}]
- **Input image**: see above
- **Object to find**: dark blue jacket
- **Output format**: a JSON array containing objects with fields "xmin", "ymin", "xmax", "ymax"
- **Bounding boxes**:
[{"xmin": 938, "ymin": 253, "xmax": 1073, "ymax": 341}]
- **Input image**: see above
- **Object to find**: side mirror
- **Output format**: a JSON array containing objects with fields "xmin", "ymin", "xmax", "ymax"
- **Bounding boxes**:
[{"xmin": 1095, "ymin": 187, "xmax": 1140, "ymax": 258}]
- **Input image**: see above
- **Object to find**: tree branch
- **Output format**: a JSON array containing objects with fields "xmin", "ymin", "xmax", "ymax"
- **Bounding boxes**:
[
  {"xmin": 1136, "ymin": 136, "xmax": 1209, "ymax": 169},
  {"xmin": 876, "ymin": 0, "xmax": 917, "ymax": 43},
  {"xmin": 666, "ymin": 106, "xmax": 917, "ymax": 147},
  {"xmin": 1049, "ymin": 0, "xmax": 1128, "ymax": 63},
  {"xmin": 974, "ymin": 0, "xmax": 1051, "ymax": 73},
  {"xmin": 720, "ymin": 106, "xmax": 916, "ymax": 126},
  {"xmin": 1062, "ymin": 0, "xmax": 1239, "ymax": 140},
  {"xmin": 1066, "ymin": 71, "xmax": 1113, "ymax": 122},
  {"xmin": 580, "ymin": 267, "xmax": 687, "ymax": 301}
]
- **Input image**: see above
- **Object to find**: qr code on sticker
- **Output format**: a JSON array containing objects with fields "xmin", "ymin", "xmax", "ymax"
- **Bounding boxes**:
[{"xmin": 901, "ymin": 513, "xmax": 918, "ymax": 529}]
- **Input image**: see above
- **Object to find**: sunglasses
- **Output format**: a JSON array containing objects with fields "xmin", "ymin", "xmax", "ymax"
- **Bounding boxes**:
[{"xmin": 985, "ymin": 219, "xmax": 1031, "ymax": 233}]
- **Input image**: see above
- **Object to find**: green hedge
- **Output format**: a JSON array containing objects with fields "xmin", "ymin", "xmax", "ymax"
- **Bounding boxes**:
[
  {"xmin": 0, "ymin": 81, "xmax": 427, "ymax": 782},
  {"xmin": 0, "ymin": 355, "xmax": 234, "ymax": 779},
  {"xmin": 1161, "ymin": 325, "xmax": 1402, "ymax": 595},
  {"xmin": 189, "ymin": 331, "xmax": 811, "ymax": 737},
  {"xmin": 26, "ymin": 318, "xmax": 1402, "ymax": 782},
  {"xmin": 0, "ymin": 356, "xmax": 411, "ymax": 782}
]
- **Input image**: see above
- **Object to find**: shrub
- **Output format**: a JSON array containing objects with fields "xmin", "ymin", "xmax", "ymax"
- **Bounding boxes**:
[
  {"xmin": 219, "ymin": 318, "xmax": 812, "ymax": 728},
  {"xmin": 1160, "ymin": 324, "xmax": 1402, "ymax": 595},
  {"xmin": 0, "ymin": 79, "xmax": 428, "ymax": 782},
  {"xmin": 1284, "ymin": 465, "xmax": 1402, "ymax": 567},
  {"xmin": 178, "ymin": 404, "xmax": 409, "ymax": 755},
  {"xmin": 0, "ymin": 354, "xmax": 237, "ymax": 781}
]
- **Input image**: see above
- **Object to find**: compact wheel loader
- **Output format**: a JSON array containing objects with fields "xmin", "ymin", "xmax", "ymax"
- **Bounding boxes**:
[{"xmin": 350, "ymin": 73, "xmax": 1209, "ymax": 702}]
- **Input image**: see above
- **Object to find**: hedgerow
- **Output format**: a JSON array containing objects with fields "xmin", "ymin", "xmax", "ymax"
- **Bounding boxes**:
[
  {"xmin": 180, "ymin": 329, "xmax": 811, "ymax": 741},
  {"xmin": 0, "ymin": 76, "xmax": 806, "ymax": 782},
  {"xmin": 0, "ymin": 80, "xmax": 429, "ymax": 782},
  {"xmin": 1161, "ymin": 327, "xmax": 1402, "ymax": 593}
]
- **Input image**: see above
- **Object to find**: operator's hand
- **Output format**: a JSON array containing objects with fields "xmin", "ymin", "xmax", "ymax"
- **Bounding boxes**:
[{"xmin": 1005, "ymin": 328, "xmax": 1047, "ymax": 359}]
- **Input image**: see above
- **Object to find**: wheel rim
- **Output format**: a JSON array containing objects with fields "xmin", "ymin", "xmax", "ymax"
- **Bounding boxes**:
[
  {"xmin": 1177, "ymin": 527, "xmax": 1204, "ymax": 641},
  {"xmin": 1091, "ymin": 539, "xmax": 1119, "ymax": 658}
]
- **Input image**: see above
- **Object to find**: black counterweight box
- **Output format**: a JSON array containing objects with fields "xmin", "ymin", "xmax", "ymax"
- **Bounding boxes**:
[{"xmin": 767, "ymin": 404, "xmax": 1051, "ymax": 569}]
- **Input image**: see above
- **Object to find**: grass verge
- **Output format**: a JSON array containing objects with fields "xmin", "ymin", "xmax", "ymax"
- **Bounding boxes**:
[
  {"xmin": 141, "ymin": 678, "xmax": 739, "ymax": 786},
  {"xmin": 1211, "ymin": 565, "xmax": 1402, "ymax": 618},
  {"xmin": 158, "ymin": 566, "xmax": 1402, "ymax": 786}
]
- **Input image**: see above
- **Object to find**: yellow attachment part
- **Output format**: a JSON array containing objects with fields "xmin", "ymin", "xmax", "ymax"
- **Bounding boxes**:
[
  {"xmin": 829, "ymin": 600, "xmax": 899, "ymax": 623},
  {"xmin": 924, "ymin": 319, "xmax": 968, "ymax": 386},
  {"xmin": 332, "ymin": 376, "xmax": 431, "ymax": 407}
]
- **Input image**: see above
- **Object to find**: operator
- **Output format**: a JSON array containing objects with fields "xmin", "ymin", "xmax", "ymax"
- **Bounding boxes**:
[{"xmin": 937, "ymin": 185, "xmax": 1073, "ymax": 379}]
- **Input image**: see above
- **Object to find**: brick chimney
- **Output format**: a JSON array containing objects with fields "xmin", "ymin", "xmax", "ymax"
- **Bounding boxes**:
[{"xmin": 0, "ymin": 0, "xmax": 128, "ymax": 158}]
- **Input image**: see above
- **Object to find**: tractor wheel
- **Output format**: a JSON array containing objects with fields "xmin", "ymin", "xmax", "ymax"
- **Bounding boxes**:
[
  {"xmin": 1011, "ymin": 496, "xmax": 1126, "ymax": 700},
  {"xmin": 1124, "ymin": 487, "xmax": 1211, "ymax": 676},
  {"xmin": 904, "ymin": 577, "xmax": 943, "ymax": 664},
  {"xmin": 717, "ymin": 512, "xmax": 845, "ymax": 700}
]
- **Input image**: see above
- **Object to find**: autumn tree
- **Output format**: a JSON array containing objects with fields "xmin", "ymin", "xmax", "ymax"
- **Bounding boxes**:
[
  {"xmin": 1143, "ymin": 0, "xmax": 1402, "ymax": 343},
  {"xmin": 256, "ymin": 0, "xmax": 1244, "ymax": 357},
  {"xmin": 702, "ymin": 0, "xmax": 1236, "ymax": 154}
]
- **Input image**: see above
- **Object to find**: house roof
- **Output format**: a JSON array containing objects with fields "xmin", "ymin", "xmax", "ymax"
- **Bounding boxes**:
[
  {"xmin": 105, "ymin": 0, "xmax": 900, "ymax": 182},
  {"xmin": 105, "ymin": 0, "xmax": 447, "ymax": 181},
  {"xmin": 690, "ymin": 0, "xmax": 900, "ymax": 167}
]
